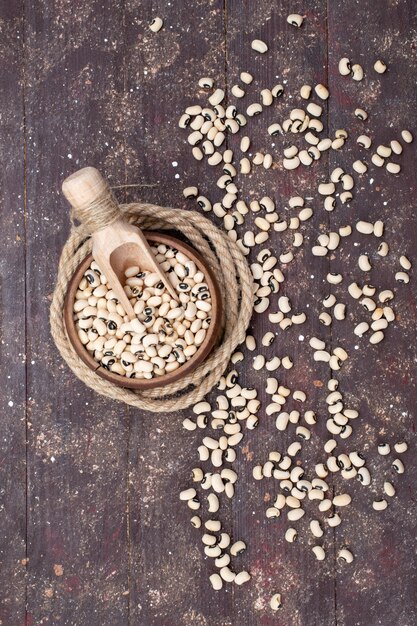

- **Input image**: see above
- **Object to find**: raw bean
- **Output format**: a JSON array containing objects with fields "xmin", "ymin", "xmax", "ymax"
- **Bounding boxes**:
[
  {"xmin": 234, "ymin": 571, "xmax": 251, "ymax": 585},
  {"xmin": 338, "ymin": 548, "xmax": 354, "ymax": 563},
  {"xmin": 76, "ymin": 246, "xmax": 212, "ymax": 379},
  {"xmin": 318, "ymin": 182, "xmax": 335, "ymax": 195},
  {"xmin": 332, "ymin": 137, "xmax": 345, "ymax": 150},
  {"xmin": 312, "ymin": 546, "xmax": 326, "ymax": 561},
  {"xmin": 351, "ymin": 63, "xmax": 364, "ymax": 81},
  {"xmin": 392, "ymin": 458, "xmax": 405, "ymax": 474},
  {"xmin": 335, "ymin": 126, "xmax": 348, "ymax": 137},
  {"xmin": 230, "ymin": 541, "xmax": 246, "ymax": 557},
  {"xmin": 334, "ymin": 303, "xmax": 346, "ymax": 320},
  {"xmin": 315, "ymin": 84, "xmax": 329, "ymax": 100},
  {"xmin": 261, "ymin": 89, "xmax": 273, "ymax": 106},
  {"xmin": 401, "ymin": 130, "xmax": 413, "ymax": 144},
  {"xmin": 309, "ymin": 337, "xmax": 326, "ymax": 350},
  {"xmin": 374, "ymin": 59, "xmax": 387, "ymax": 73},
  {"xmin": 319, "ymin": 499, "xmax": 332, "ymax": 512},
  {"xmin": 208, "ymin": 88, "xmax": 225, "ymax": 106},
  {"xmin": 358, "ymin": 254, "xmax": 371, "ymax": 271},
  {"xmin": 354, "ymin": 322, "xmax": 369, "ymax": 337},
  {"xmin": 355, "ymin": 108, "xmax": 368, "ymax": 120},
  {"xmin": 300, "ymin": 150, "xmax": 313, "ymax": 166},
  {"xmin": 339, "ymin": 191, "xmax": 352, "ymax": 204},
  {"xmin": 240, "ymin": 71, "xmax": 253, "ymax": 85},
  {"xmin": 357, "ymin": 134, "xmax": 372, "ymax": 149},
  {"xmin": 149, "ymin": 17, "xmax": 163, "ymax": 32},
  {"xmin": 251, "ymin": 39, "xmax": 268, "ymax": 53},
  {"xmin": 371, "ymin": 318, "xmax": 388, "ymax": 331},
  {"xmin": 348, "ymin": 282, "xmax": 362, "ymax": 299},
  {"xmin": 270, "ymin": 593, "xmax": 282, "ymax": 610},
  {"xmin": 314, "ymin": 350, "xmax": 330, "ymax": 362},
  {"xmin": 372, "ymin": 153, "xmax": 385, "ymax": 167},
  {"xmin": 327, "ymin": 273, "xmax": 343, "ymax": 285},
  {"xmin": 288, "ymin": 508, "xmax": 305, "ymax": 521},
  {"xmin": 333, "ymin": 493, "xmax": 351, "ymax": 507},
  {"xmin": 369, "ymin": 330, "xmax": 384, "ymax": 345},
  {"xmin": 378, "ymin": 242, "xmax": 389, "ymax": 257},
  {"xmin": 353, "ymin": 160, "xmax": 367, "ymax": 174},
  {"xmin": 386, "ymin": 162, "xmax": 401, "ymax": 175},
  {"xmin": 283, "ymin": 156, "xmax": 300, "ymax": 170},
  {"xmin": 287, "ymin": 442, "xmax": 302, "ymax": 456},
  {"xmin": 207, "ymin": 493, "xmax": 219, "ymax": 513},
  {"xmin": 384, "ymin": 481, "xmax": 396, "ymax": 497},
  {"xmin": 192, "ymin": 147, "xmax": 204, "ymax": 161},
  {"xmin": 378, "ymin": 144, "xmax": 393, "ymax": 158},
  {"xmin": 307, "ymin": 102, "xmax": 323, "ymax": 117},
  {"xmin": 268, "ymin": 85, "xmax": 283, "ymax": 100},
  {"xmin": 399, "ymin": 255, "xmax": 411, "ymax": 270},
  {"xmin": 268, "ymin": 123, "xmax": 282, "ymax": 136},
  {"xmin": 327, "ymin": 513, "xmax": 341, "ymax": 527},
  {"xmin": 231, "ymin": 84, "xmax": 245, "ymax": 98},
  {"xmin": 338, "ymin": 57, "xmax": 351, "ymax": 75},
  {"xmin": 190, "ymin": 515, "xmax": 201, "ymax": 528},
  {"xmin": 220, "ymin": 567, "xmax": 236, "ymax": 583},
  {"xmin": 373, "ymin": 220, "xmax": 384, "ymax": 237},
  {"xmin": 310, "ymin": 520, "xmax": 323, "ymax": 538},
  {"xmin": 198, "ymin": 77, "xmax": 213, "ymax": 89},
  {"xmin": 215, "ymin": 554, "xmax": 230, "ymax": 569},
  {"xmin": 285, "ymin": 528, "xmax": 298, "ymax": 543},
  {"xmin": 266, "ymin": 506, "xmax": 280, "ymax": 518},
  {"xmin": 209, "ymin": 573, "xmax": 223, "ymax": 590},
  {"xmin": 179, "ymin": 488, "xmax": 196, "ymax": 501},
  {"xmin": 183, "ymin": 186, "xmax": 199, "ymax": 198},
  {"xmin": 318, "ymin": 138, "xmax": 332, "ymax": 151},
  {"xmin": 324, "ymin": 439, "xmax": 337, "ymax": 454},
  {"xmin": 390, "ymin": 140, "xmax": 402, "ymax": 154},
  {"xmin": 287, "ymin": 13, "xmax": 304, "ymax": 27},
  {"xmin": 183, "ymin": 418, "xmax": 197, "ymax": 431},
  {"xmin": 312, "ymin": 246, "xmax": 328, "ymax": 256},
  {"xmin": 300, "ymin": 84, "xmax": 312, "ymax": 99},
  {"xmin": 240, "ymin": 136, "xmax": 250, "ymax": 153},
  {"xmin": 394, "ymin": 441, "xmax": 408, "ymax": 453}
]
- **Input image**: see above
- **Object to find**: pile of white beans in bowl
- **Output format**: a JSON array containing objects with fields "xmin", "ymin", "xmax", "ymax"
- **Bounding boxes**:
[{"xmin": 72, "ymin": 243, "xmax": 212, "ymax": 379}]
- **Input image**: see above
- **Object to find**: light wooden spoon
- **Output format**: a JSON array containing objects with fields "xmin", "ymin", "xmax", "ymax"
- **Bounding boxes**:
[{"xmin": 62, "ymin": 167, "xmax": 178, "ymax": 319}]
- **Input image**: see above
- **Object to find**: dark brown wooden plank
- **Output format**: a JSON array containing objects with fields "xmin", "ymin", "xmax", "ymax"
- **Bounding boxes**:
[
  {"xmin": 123, "ymin": 2, "xmax": 235, "ymax": 624},
  {"xmin": 14, "ymin": 0, "xmax": 417, "ymax": 624},
  {"xmin": 0, "ymin": 3, "xmax": 26, "ymax": 624},
  {"xmin": 24, "ymin": 2, "xmax": 130, "ymax": 623},
  {"xmin": 224, "ymin": 2, "xmax": 337, "ymax": 625},
  {"xmin": 327, "ymin": 1, "xmax": 417, "ymax": 625}
]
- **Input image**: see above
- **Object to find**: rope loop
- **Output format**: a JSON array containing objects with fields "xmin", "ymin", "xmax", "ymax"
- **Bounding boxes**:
[
  {"xmin": 50, "ymin": 203, "xmax": 254, "ymax": 413},
  {"xmin": 70, "ymin": 186, "xmax": 121, "ymax": 234}
]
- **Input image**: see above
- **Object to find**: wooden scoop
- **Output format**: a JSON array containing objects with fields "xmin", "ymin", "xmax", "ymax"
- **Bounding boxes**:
[{"xmin": 62, "ymin": 167, "xmax": 178, "ymax": 318}]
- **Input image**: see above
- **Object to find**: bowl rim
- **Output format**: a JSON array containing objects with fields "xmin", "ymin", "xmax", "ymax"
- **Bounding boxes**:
[{"xmin": 64, "ymin": 231, "xmax": 223, "ymax": 390}]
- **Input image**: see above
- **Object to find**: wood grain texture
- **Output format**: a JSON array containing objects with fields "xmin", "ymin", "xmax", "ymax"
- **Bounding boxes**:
[
  {"xmin": 327, "ymin": 2, "xmax": 417, "ymax": 625},
  {"xmin": 0, "ymin": 2, "xmax": 26, "ymax": 624},
  {"xmin": 225, "ymin": 2, "xmax": 336, "ymax": 625},
  {"xmin": 24, "ymin": 1, "xmax": 130, "ymax": 624},
  {"xmin": 0, "ymin": 0, "xmax": 415, "ymax": 624},
  {"xmin": 123, "ymin": 2, "xmax": 234, "ymax": 624}
]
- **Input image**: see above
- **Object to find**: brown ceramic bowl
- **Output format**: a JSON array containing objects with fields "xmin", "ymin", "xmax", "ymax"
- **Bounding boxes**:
[{"xmin": 64, "ymin": 232, "xmax": 222, "ymax": 389}]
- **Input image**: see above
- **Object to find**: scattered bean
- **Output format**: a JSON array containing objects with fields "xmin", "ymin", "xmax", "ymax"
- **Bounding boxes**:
[{"xmin": 251, "ymin": 39, "xmax": 268, "ymax": 53}]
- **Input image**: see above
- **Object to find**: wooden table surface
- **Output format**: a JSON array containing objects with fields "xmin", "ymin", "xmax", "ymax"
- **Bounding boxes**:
[{"xmin": 1, "ymin": 1, "xmax": 416, "ymax": 624}]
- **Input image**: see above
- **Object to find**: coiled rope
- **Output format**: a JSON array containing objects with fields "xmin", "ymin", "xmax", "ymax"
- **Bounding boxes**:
[{"xmin": 50, "ymin": 203, "xmax": 254, "ymax": 412}]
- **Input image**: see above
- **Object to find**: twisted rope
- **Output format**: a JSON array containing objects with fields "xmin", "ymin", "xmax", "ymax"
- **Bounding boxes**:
[
  {"xmin": 50, "ymin": 203, "xmax": 254, "ymax": 412},
  {"xmin": 70, "ymin": 186, "xmax": 121, "ymax": 234}
]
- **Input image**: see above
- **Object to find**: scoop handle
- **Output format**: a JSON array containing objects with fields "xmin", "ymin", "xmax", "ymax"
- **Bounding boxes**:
[{"xmin": 62, "ymin": 166, "xmax": 122, "ymax": 232}]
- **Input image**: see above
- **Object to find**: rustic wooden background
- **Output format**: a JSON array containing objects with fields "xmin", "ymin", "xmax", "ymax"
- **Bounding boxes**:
[{"xmin": 0, "ymin": 0, "xmax": 416, "ymax": 624}]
